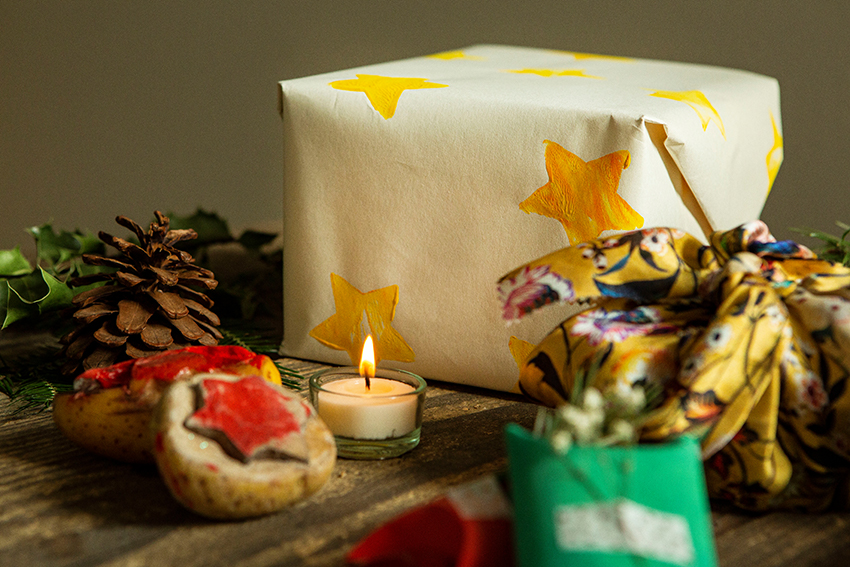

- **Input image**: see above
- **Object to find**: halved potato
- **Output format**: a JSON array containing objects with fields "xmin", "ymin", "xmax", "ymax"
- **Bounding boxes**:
[
  {"xmin": 151, "ymin": 372, "xmax": 335, "ymax": 519},
  {"xmin": 52, "ymin": 345, "xmax": 283, "ymax": 463}
]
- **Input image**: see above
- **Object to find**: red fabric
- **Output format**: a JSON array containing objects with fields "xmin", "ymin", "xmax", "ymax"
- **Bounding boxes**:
[{"xmin": 346, "ymin": 497, "xmax": 513, "ymax": 567}]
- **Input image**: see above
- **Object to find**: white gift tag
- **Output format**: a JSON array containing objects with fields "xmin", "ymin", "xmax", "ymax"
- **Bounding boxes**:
[{"xmin": 554, "ymin": 498, "xmax": 695, "ymax": 565}]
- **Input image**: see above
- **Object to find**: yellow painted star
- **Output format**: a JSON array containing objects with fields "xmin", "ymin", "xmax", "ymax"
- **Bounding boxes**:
[
  {"xmin": 426, "ymin": 50, "xmax": 484, "ymax": 61},
  {"xmin": 505, "ymin": 68, "xmax": 602, "ymax": 79},
  {"xmin": 520, "ymin": 141, "xmax": 643, "ymax": 245},
  {"xmin": 550, "ymin": 50, "xmax": 635, "ymax": 62},
  {"xmin": 309, "ymin": 273, "xmax": 415, "ymax": 366},
  {"xmin": 329, "ymin": 74, "xmax": 448, "ymax": 119},
  {"xmin": 650, "ymin": 90, "xmax": 726, "ymax": 139},
  {"xmin": 766, "ymin": 112, "xmax": 783, "ymax": 195}
]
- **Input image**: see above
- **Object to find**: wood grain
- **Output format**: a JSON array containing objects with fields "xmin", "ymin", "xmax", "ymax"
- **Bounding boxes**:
[{"xmin": 1, "ymin": 357, "xmax": 849, "ymax": 566}]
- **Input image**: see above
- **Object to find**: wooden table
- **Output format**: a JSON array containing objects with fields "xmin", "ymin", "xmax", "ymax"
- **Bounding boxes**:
[{"xmin": 2, "ymin": 356, "xmax": 850, "ymax": 566}]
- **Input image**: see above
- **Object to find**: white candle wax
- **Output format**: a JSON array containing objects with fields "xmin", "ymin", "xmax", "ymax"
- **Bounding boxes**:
[{"xmin": 317, "ymin": 377, "xmax": 418, "ymax": 440}]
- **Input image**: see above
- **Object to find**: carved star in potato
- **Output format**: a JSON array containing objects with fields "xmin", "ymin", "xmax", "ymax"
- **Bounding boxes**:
[
  {"xmin": 184, "ymin": 376, "xmax": 310, "ymax": 463},
  {"xmin": 152, "ymin": 373, "xmax": 336, "ymax": 519}
]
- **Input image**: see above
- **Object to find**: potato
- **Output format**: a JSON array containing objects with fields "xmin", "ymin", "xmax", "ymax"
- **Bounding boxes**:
[
  {"xmin": 151, "ymin": 372, "xmax": 336, "ymax": 519},
  {"xmin": 52, "ymin": 345, "xmax": 282, "ymax": 463}
]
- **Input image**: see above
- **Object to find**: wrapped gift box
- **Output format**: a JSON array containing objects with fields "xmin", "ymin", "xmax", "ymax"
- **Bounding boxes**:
[{"xmin": 278, "ymin": 44, "xmax": 782, "ymax": 391}]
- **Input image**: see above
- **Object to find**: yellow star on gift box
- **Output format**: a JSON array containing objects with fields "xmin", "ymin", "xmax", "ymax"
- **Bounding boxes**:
[
  {"xmin": 329, "ymin": 74, "xmax": 448, "ymax": 119},
  {"xmin": 766, "ymin": 112, "xmax": 783, "ymax": 195},
  {"xmin": 427, "ymin": 50, "xmax": 484, "ymax": 61},
  {"xmin": 309, "ymin": 273, "xmax": 415, "ymax": 366},
  {"xmin": 551, "ymin": 50, "xmax": 635, "ymax": 63},
  {"xmin": 650, "ymin": 89, "xmax": 726, "ymax": 139},
  {"xmin": 520, "ymin": 141, "xmax": 643, "ymax": 245},
  {"xmin": 505, "ymin": 68, "xmax": 601, "ymax": 79}
]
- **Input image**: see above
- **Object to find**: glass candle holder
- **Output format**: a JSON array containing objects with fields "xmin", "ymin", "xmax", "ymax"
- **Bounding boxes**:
[{"xmin": 309, "ymin": 367, "xmax": 426, "ymax": 460}]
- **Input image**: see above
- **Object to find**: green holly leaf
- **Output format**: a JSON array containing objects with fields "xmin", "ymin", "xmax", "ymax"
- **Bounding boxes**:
[
  {"xmin": 1, "ymin": 279, "xmax": 34, "ymax": 328},
  {"xmin": 0, "ymin": 247, "xmax": 32, "ymax": 277},
  {"xmin": 1, "ymin": 268, "xmax": 75, "ymax": 329},
  {"xmin": 27, "ymin": 223, "xmax": 104, "ymax": 272},
  {"xmin": 168, "ymin": 209, "xmax": 233, "ymax": 246}
]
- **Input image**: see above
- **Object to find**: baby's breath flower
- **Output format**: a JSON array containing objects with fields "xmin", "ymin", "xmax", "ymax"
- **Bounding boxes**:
[
  {"xmin": 608, "ymin": 383, "xmax": 646, "ymax": 417},
  {"xmin": 582, "ymin": 387, "xmax": 605, "ymax": 411},
  {"xmin": 550, "ymin": 430, "xmax": 573, "ymax": 454},
  {"xmin": 607, "ymin": 418, "xmax": 637, "ymax": 444},
  {"xmin": 558, "ymin": 404, "xmax": 604, "ymax": 444},
  {"xmin": 541, "ymin": 383, "xmax": 654, "ymax": 453}
]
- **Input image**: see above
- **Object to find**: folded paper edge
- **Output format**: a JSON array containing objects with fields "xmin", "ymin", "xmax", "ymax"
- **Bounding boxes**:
[{"xmin": 643, "ymin": 119, "xmax": 713, "ymax": 239}]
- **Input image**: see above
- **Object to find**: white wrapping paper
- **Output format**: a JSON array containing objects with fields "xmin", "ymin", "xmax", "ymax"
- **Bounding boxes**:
[{"xmin": 278, "ymin": 44, "xmax": 782, "ymax": 391}]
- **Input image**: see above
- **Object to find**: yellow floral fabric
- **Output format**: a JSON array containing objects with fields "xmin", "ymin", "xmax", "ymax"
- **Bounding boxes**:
[{"xmin": 498, "ymin": 221, "xmax": 850, "ymax": 510}]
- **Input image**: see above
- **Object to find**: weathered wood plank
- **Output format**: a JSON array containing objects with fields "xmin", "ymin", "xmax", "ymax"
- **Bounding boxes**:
[
  {"xmin": 2, "ymin": 360, "xmax": 849, "ymax": 567},
  {"xmin": 0, "ymin": 369, "xmax": 538, "ymax": 567}
]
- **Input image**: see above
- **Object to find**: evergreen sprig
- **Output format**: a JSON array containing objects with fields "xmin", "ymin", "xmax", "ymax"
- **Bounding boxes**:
[
  {"xmin": 793, "ymin": 222, "xmax": 850, "ymax": 267},
  {"xmin": 0, "ymin": 347, "xmax": 71, "ymax": 415}
]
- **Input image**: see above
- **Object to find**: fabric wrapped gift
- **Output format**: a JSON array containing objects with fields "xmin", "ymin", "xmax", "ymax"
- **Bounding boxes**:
[
  {"xmin": 499, "ymin": 221, "xmax": 850, "ymax": 511},
  {"xmin": 278, "ymin": 44, "xmax": 783, "ymax": 391}
]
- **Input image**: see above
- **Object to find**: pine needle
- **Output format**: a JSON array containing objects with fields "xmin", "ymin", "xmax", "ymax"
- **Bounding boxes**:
[
  {"xmin": 792, "ymin": 222, "xmax": 850, "ymax": 267},
  {"xmin": 0, "ymin": 347, "xmax": 71, "ymax": 414}
]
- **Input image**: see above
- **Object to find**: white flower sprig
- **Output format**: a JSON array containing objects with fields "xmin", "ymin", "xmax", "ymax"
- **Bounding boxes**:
[
  {"xmin": 533, "ymin": 380, "xmax": 661, "ymax": 455},
  {"xmin": 531, "ymin": 346, "xmax": 663, "ymax": 454}
]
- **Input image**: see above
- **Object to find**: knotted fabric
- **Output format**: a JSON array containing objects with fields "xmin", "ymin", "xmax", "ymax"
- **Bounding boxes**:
[{"xmin": 498, "ymin": 221, "xmax": 850, "ymax": 510}]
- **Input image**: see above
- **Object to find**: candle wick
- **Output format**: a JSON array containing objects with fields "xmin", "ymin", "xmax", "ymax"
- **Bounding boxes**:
[{"xmin": 365, "ymin": 374, "xmax": 371, "ymax": 391}]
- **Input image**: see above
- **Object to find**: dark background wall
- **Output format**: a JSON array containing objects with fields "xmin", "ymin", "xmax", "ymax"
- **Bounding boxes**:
[{"xmin": 2, "ymin": 1, "xmax": 845, "ymax": 256}]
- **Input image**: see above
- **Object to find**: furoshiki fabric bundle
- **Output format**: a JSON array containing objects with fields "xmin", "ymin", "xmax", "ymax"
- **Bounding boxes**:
[{"xmin": 498, "ymin": 220, "xmax": 850, "ymax": 510}]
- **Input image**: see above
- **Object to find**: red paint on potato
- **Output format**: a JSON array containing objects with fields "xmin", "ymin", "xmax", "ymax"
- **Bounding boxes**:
[
  {"xmin": 188, "ymin": 376, "xmax": 303, "ymax": 460},
  {"xmin": 75, "ymin": 345, "xmax": 262, "ymax": 390},
  {"xmin": 75, "ymin": 358, "xmax": 136, "ymax": 389}
]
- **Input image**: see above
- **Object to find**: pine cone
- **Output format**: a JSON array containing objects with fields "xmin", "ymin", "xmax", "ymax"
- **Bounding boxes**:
[{"xmin": 60, "ymin": 211, "xmax": 222, "ymax": 375}]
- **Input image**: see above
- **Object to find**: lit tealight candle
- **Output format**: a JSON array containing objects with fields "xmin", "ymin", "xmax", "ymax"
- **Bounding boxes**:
[{"xmin": 309, "ymin": 336, "xmax": 426, "ymax": 459}]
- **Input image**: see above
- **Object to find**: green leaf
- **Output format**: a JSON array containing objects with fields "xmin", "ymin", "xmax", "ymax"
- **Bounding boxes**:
[
  {"xmin": 1, "ymin": 268, "xmax": 75, "ymax": 329},
  {"xmin": 0, "ymin": 282, "xmax": 10, "ymax": 327},
  {"xmin": 168, "ymin": 209, "xmax": 233, "ymax": 246},
  {"xmin": 27, "ymin": 223, "xmax": 104, "ymax": 271},
  {"xmin": 34, "ymin": 268, "xmax": 75, "ymax": 312},
  {"xmin": 237, "ymin": 230, "xmax": 278, "ymax": 252},
  {"xmin": 791, "ymin": 227, "xmax": 841, "ymax": 245},
  {"xmin": 1, "ymin": 280, "xmax": 37, "ymax": 328},
  {"xmin": 75, "ymin": 231, "xmax": 103, "ymax": 255},
  {"xmin": 0, "ymin": 246, "xmax": 32, "ymax": 277},
  {"xmin": 28, "ymin": 223, "xmax": 76, "ymax": 266}
]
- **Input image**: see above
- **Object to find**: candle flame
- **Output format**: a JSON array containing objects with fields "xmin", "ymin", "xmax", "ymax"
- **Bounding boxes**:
[{"xmin": 359, "ymin": 335, "xmax": 376, "ymax": 389}]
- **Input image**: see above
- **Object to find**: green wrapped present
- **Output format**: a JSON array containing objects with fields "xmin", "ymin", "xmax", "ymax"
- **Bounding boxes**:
[{"xmin": 505, "ymin": 424, "xmax": 717, "ymax": 567}]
